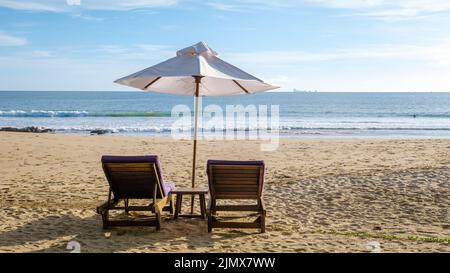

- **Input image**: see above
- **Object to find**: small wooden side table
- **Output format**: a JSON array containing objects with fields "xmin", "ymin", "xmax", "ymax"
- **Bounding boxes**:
[{"xmin": 171, "ymin": 187, "xmax": 209, "ymax": 219}]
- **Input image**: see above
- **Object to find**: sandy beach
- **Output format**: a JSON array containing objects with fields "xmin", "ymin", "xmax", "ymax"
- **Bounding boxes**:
[{"xmin": 0, "ymin": 132, "xmax": 449, "ymax": 252}]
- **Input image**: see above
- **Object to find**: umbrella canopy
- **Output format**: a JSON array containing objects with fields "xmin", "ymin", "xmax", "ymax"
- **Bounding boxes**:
[
  {"xmin": 115, "ymin": 42, "xmax": 278, "ymax": 214},
  {"xmin": 115, "ymin": 41, "xmax": 278, "ymax": 96}
]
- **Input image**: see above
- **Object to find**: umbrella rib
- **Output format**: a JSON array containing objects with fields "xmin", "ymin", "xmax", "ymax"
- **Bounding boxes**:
[
  {"xmin": 143, "ymin": 77, "xmax": 162, "ymax": 90},
  {"xmin": 232, "ymin": 80, "xmax": 250, "ymax": 94}
]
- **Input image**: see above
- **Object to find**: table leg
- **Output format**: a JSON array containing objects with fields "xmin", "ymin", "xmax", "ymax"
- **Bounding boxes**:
[
  {"xmin": 174, "ymin": 194, "xmax": 182, "ymax": 220},
  {"xmin": 190, "ymin": 195, "xmax": 195, "ymax": 214},
  {"xmin": 199, "ymin": 194, "xmax": 206, "ymax": 219}
]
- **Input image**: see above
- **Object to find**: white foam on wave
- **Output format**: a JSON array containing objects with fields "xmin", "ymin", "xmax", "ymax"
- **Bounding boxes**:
[{"xmin": 0, "ymin": 110, "xmax": 90, "ymax": 117}]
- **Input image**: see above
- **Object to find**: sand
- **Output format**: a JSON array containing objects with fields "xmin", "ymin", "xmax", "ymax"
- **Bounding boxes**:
[{"xmin": 0, "ymin": 132, "xmax": 449, "ymax": 253}]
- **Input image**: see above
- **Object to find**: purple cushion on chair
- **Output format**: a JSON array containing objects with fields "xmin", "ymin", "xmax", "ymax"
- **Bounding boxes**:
[
  {"xmin": 163, "ymin": 182, "xmax": 175, "ymax": 196},
  {"xmin": 207, "ymin": 160, "xmax": 265, "ymax": 166},
  {"xmin": 101, "ymin": 155, "xmax": 159, "ymax": 164},
  {"xmin": 101, "ymin": 155, "xmax": 173, "ymax": 197},
  {"xmin": 206, "ymin": 160, "xmax": 265, "ymax": 192}
]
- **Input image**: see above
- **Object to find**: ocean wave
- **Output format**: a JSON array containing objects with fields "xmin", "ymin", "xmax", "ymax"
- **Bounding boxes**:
[
  {"xmin": 280, "ymin": 126, "xmax": 450, "ymax": 131},
  {"xmin": 0, "ymin": 110, "xmax": 172, "ymax": 118},
  {"xmin": 388, "ymin": 113, "xmax": 450, "ymax": 118},
  {"xmin": 283, "ymin": 111, "xmax": 450, "ymax": 118},
  {"xmin": 49, "ymin": 127, "xmax": 173, "ymax": 133},
  {"xmin": 55, "ymin": 127, "xmax": 274, "ymax": 133},
  {"xmin": 2, "ymin": 110, "xmax": 450, "ymax": 119},
  {"xmin": 31, "ymin": 126, "xmax": 450, "ymax": 133}
]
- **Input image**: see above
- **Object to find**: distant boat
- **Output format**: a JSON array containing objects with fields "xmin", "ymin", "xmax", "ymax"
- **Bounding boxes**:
[{"xmin": 293, "ymin": 89, "xmax": 318, "ymax": 92}]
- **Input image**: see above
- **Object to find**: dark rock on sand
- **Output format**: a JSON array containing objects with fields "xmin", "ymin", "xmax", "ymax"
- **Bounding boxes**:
[
  {"xmin": 0, "ymin": 126, "xmax": 53, "ymax": 133},
  {"xmin": 90, "ymin": 129, "xmax": 113, "ymax": 135}
]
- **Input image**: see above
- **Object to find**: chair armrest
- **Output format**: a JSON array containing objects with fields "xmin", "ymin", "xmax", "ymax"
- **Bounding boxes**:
[{"xmin": 154, "ymin": 196, "xmax": 169, "ymax": 213}]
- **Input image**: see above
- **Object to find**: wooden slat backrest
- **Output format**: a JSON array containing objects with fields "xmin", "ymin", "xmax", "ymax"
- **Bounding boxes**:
[
  {"xmin": 208, "ymin": 164, "xmax": 263, "ymax": 200},
  {"xmin": 102, "ymin": 163, "xmax": 164, "ymax": 199}
]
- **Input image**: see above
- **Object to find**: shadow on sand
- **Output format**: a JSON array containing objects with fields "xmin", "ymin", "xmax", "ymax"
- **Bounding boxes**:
[{"xmin": 0, "ymin": 211, "xmax": 258, "ymax": 253}]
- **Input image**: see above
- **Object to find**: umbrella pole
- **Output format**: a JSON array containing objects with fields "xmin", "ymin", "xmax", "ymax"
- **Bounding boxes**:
[{"xmin": 191, "ymin": 76, "xmax": 201, "ymax": 214}]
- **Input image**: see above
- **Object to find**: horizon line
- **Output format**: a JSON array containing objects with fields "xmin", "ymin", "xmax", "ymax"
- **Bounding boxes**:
[{"xmin": 0, "ymin": 90, "xmax": 449, "ymax": 93}]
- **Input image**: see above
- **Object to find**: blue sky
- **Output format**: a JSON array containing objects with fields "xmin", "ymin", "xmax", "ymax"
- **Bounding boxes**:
[{"xmin": 0, "ymin": 0, "xmax": 450, "ymax": 92}]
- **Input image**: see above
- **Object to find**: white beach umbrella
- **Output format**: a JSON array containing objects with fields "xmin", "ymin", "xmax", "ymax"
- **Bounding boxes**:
[{"xmin": 115, "ymin": 42, "xmax": 278, "ymax": 212}]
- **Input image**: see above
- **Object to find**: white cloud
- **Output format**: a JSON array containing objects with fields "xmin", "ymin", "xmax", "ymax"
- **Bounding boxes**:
[
  {"xmin": 96, "ymin": 44, "xmax": 174, "ymax": 61},
  {"xmin": 206, "ymin": 0, "xmax": 298, "ymax": 12},
  {"xmin": 71, "ymin": 13, "xmax": 104, "ymax": 21},
  {"xmin": 31, "ymin": 50, "xmax": 52, "ymax": 57},
  {"xmin": 0, "ymin": 32, "xmax": 27, "ymax": 46},
  {"xmin": 306, "ymin": 0, "xmax": 450, "ymax": 19},
  {"xmin": 1, "ymin": 40, "xmax": 449, "ymax": 91},
  {"xmin": 225, "ymin": 41, "xmax": 450, "ymax": 65},
  {"xmin": 206, "ymin": 2, "xmax": 242, "ymax": 12},
  {"xmin": 98, "ymin": 45, "xmax": 130, "ymax": 54},
  {"xmin": 0, "ymin": 54, "xmax": 131, "ymax": 91},
  {"xmin": 206, "ymin": 0, "xmax": 450, "ymax": 11},
  {"xmin": 0, "ymin": 0, "xmax": 64, "ymax": 12},
  {"xmin": 80, "ymin": 0, "xmax": 177, "ymax": 11},
  {"xmin": 204, "ymin": 0, "xmax": 450, "ymax": 20},
  {"xmin": 2, "ymin": 0, "xmax": 449, "ymax": 20},
  {"xmin": 352, "ymin": 8, "xmax": 418, "ymax": 17},
  {"xmin": 0, "ymin": 0, "xmax": 177, "ymax": 12},
  {"xmin": 307, "ymin": 0, "xmax": 450, "ymax": 12},
  {"xmin": 135, "ymin": 44, "xmax": 172, "ymax": 52},
  {"xmin": 222, "ymin": 41, "xmax": 450, "ymax": 91}
]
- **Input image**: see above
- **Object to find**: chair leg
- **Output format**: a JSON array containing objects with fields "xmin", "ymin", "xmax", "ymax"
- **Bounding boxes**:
[
  {"xmin": 124, "ymin": 199, "xmax": 129, "ymax": 214},
  {"xmin": 259, "ymin": 198, "xmax": 266, "ymax": 233},
  {"xmin": 155, "ymin": 207, "xmax": 162, "ymax": 230},
  {"xmin": 169, "ymin": 195, "xmax": 175, "ymax": 215},
  {"xmin": 211, "ymin": 199, "xmax": 217, "ymax": 216},
  {"xmin": 260, "ymin": 212, "xmax": 266, "ymax": 233},
  {"xmin": 101, "ymin": 210, "xmax": 109, "ymax": 229},
  {"xmin": 156, "ymin": 213, "xmax": 161, "ymax": 230},
  {"xmin": 207, "ymin": 212, "xmax": 213, "ymax": 233},
  {"xmin": 206, "ymin": 198, "xmax": 212, "ymax": 232}
]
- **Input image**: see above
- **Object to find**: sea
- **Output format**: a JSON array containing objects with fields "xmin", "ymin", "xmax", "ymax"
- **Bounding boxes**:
[{"xmin": 1, "ymin": 91, "xmax": 450, "ymax": 139}]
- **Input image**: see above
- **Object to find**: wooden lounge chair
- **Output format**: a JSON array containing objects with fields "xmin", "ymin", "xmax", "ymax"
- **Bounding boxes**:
[
  {"xmin": 96, "ymin": 155, "xmax": 175, "ymax": 230},
  {"xmin": 206, "ymin": 160, "xmax": 266, "ymax": 233}
]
